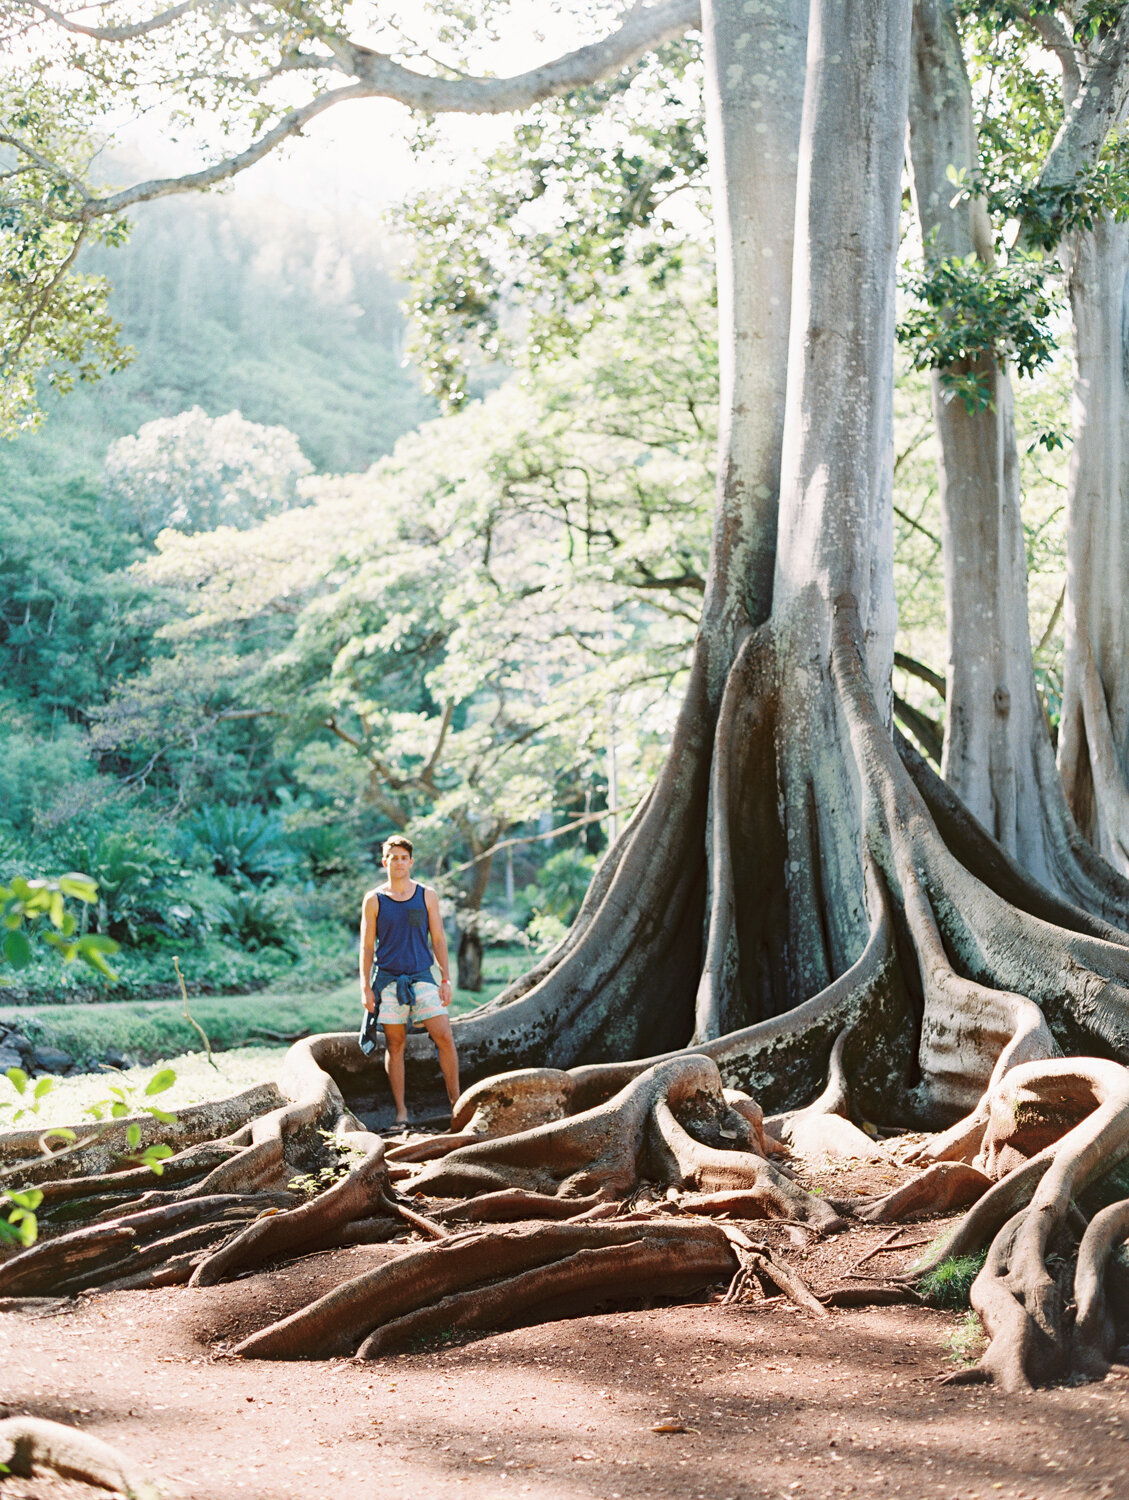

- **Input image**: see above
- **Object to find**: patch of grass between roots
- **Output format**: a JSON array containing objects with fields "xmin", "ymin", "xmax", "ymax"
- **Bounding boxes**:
[
  {"xmin": 945, "ymin": 1310, "xmax": 985, "ymax": 1367},
  {"xmin": 915, "ymin": 1250, "xmax": 987, "ymax": 1310}
]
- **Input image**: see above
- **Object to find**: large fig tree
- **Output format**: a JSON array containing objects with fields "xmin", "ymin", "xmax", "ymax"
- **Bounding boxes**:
[{"xmin": 8, "ymin": 0, "xmax": 1129, "ymax": 1391}]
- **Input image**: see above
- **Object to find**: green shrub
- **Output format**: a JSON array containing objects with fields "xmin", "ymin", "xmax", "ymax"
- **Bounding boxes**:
[
  {"xmin": 288, "ymin": 822, "xmax": 365, "ymax": 879},
  {"xmin": 218, "ymin": 887, "xmax": 299, "ymax": 952},
  {"xmin": 185, "ymin": 803, "xmax": 293, "ymax": 885}
]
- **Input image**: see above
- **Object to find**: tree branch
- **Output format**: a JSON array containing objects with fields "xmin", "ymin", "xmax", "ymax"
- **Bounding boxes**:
[
  {"xmin": 894, "ymin": 651, "xmax": 947, "ymax": 699},
  {"xmin": 26, "ymin": 0, "xmax": 201, "ymax": 41},
  {"xmin": 1039, "ymin": 11, "xmax": 1129, "ymax": 189},
  {"xmin": 344, "ymin": 0, "xmax": 701, "ymax": 115},
  {"xmin": 421, "ymin": 698, "xmax": 454, "ymax": 785},
  {"xmin": 1019, "ymin": 7, "xmax": 1082, "ymax": 113},
  {"xmin": 71, "ymin": 84, "xmax": 372, "ymax": 221},
  {"xmin": 1, "ymin": 225, "xmax": 88, "ymax": 375},
  {"xmin": 31, "ymin": 0, "xmax": 699, "ymax": 223},
  {"xmin": 449, "ymin": 806, "xmax": 627, "ymax": 874}
]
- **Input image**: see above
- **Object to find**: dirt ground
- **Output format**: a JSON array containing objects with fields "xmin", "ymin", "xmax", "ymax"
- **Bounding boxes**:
[{"xmin": 3, "ymin": 1180, "xmax": 1129, "ymax": 1500}]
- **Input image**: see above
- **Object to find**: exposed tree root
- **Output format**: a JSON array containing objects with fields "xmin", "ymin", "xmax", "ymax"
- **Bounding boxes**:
[
  {"xmin": 1073, "ymin": 1197, "xmax": 1129, "ymax": 1378},
  {"xmin": 189, "ymin": 1142, "xmax": 387, "ymax": 1287},
  {"xmin": 408, "ymin": 1056, "xmax": 843, "ymax": 1231},
  {"xmin": 437, "ymin": 1189, "xmax": 611, "ymax": 1224},
  {"xmin": 0, "ymin": 1192, "xmax": 295, "ymax": 1296},
  {"xmin": 851, "ymin": 1162, "xmax": 992, "ymax": 1224},
  {"xmin": 355, "ymin": 1226, "xmax": 737, "ymax": 1358},
  {"xmin": 0, "ymin": 1415, "xmax": 156, "ymax": 1497},
  {"xmin": 0, "ymin": 1085, "xmax": 283, "ymax": 1188},
  {"xmin": 233, "ymin": 1220, "xmax": 739, "ymax": 1360},
  {"xmin": 718, "ymin": 1226, "xmax": 827, "ymax": 1316},
  {"xmin": 4, "ymin": 603, "xmax": 1129, "ymax": 1386},
  {"xmin": 764, "ymin": 1027, "xmax": 891, "ymax": 1165}
]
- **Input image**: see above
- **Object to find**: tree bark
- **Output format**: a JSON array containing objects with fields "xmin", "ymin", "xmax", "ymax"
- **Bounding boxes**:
[
  {"xmin": 906, "ymin": 0, "xmax": 1129, "ymax": 922},
  {"xmin": 1058, "ymin": 217, "xmax": 1129, "ymax": 870}
]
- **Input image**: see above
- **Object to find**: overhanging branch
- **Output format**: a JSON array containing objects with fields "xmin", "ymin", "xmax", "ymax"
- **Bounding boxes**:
[
  {"xmin": 29, "ymin": 0, "xmax": 700, "ymax": 223},
  {"xmin": 344, "ymin": 0, "xmax": 701, "ymax": 114},
  {"xmin": 26, "ymin": 0, "xmax": 201, "ymax": 40}
]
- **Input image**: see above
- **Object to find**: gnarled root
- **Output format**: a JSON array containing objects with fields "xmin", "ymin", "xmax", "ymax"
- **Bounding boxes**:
[
  {"xmin": 1073, "ymin": 1197, "xmax": 1129, "ymax": 1378},
  {"xmin": 0, "ymin": 1416, "xmax": 156, "ymax": 1497},
  {"xmin": 409, "ymin": 1055, "xmax": 842, "ymax": 1231},
  {"xmin": 0, "ymin": 1035, "xmax": 391, "ymax": 1294},
  {"xmin": 765, "ymin": 1026, "xmax": 890, "ymax": 1166},
  {"xmin": 0, "ymin": 1192, "xmax": 295, "ymax": 1296},
  {"xmin": 851, "ymin": 1162, "xmax": 993, "ymax": 1224},
  {"xmin": 234, "ymin": 1219, "xmax": 739, "ymax": 1360},
  {"xmin": 189, "ymin": 1139, "xmax": 388, "ymax": 1286},
  {"xmin": 355, "ymin": 1223, "xmax": 737, "ymax": 1358},
  {"xmin": 902, "ymin": 1058, "xmax": 1129, "ymax": 1390}
]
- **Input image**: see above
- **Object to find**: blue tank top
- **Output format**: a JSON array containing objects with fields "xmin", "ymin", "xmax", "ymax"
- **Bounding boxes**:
[{"xmin": 374, "ymin": 883, "xmax": 433, "ymax": 975}]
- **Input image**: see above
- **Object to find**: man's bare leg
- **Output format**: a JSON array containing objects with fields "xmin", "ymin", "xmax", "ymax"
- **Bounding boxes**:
[
  {"xmin": 423, "ymin": 1014, "xmax": 460, "ymax": 1110},
  {"xmin": 382, "ymin": 1023, "xmax": 409, "ymax": 1123}
]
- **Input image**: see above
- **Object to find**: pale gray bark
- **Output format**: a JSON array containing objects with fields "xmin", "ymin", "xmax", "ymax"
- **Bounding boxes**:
[
  {"xmin": 693, "ymin": 0, "xmax": 808, "ymax": 1040},
  {"xmin": 773, "ymin": 0, "xmax": 906, "ymax": 706},
  {"xmin": 1058, "ymin": 217, "xmax": 1129, "ymax": 869},
  {"xmin": 1042, "ymin": 24, "xmax": 1129, "ymax": 878},
  {"xmin": 906, "ymin": 0, "xmax": 1129, "ymax": 919},
  {"xmin": 699, "ymin": 0, "xmax": 807, "ymax": 659}
]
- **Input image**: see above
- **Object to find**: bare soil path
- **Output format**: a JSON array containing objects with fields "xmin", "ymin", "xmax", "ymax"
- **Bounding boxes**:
[{"xmin": 3, "ymin": 1209, "xmax": 1129, "ymax": 1500}]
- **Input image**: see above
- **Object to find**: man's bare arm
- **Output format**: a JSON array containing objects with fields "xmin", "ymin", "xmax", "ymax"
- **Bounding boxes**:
[
  {"xmin": 425, "ymin": 888, "xmax": 453, "ymax": 1007},
  {"xmin": 359, "ymin": 892, "xmax": 378, "ymax": 1012}
]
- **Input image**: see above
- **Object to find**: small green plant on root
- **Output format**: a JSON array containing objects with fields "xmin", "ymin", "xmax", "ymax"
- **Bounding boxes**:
[{"xmin": 916, "ymin": 1250, "xmax": 987, "ymax": 1310}]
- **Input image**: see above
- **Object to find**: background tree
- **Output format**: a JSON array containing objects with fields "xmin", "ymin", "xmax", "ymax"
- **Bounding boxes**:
[
  {"xmin": 901, "ymin": 0, "xmax": 1129, "ymax": 918},
  {"xmin": 102, "ymin": 406, "xmax": 314, "ymax": 541}
]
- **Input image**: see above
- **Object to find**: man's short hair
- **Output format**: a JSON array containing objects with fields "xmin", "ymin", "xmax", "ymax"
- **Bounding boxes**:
[{"xmin": 382, "ymin": 835, "xmax": 414, "ymax": 859}]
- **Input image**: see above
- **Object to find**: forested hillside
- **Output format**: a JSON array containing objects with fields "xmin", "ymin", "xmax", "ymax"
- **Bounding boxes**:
[{"xmin": 0, "ymin": 191, "xmax": 442, "ymax": 998}]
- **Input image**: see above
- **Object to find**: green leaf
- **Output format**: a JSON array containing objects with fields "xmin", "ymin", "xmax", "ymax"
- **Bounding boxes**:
[
  {"xmin": 6, "ymin": 1188, "xmax": 43, "ymax": 1211},
  {"xmin": 57, "ymin": 873, "xmax": 98, "ymax": 903},
  {"xmin": 33, "ymin": 1078, "xmax": 54, "ymax": 1100},
  {"xmin": 40, "ymin": 1126, "xmax": 76, "ymax": 1145},
  {"xmin": 144, "ymin": 1068, "xmax": 176, "ymax": 1096},
  {"xmin": 5, "ymin": 1067, "xmax": 28, "ymax": 1096},
  {"xmin": 145, "ymin": 1106, "xmax": 178, "ymax": 1125},
  {"xmin": 126, "ymin": 1122, "xmax": 142, "ymax": 1149},
  {"xmin": 110, "ymin": 1101, "xmax": 128, "ymax": 1119},
  {"xmin": 79, "ymin": 933, "xmax": 119, "ymax": 953},
  {"xmin": 3, "ymin": 930, "xmax": 32, "ymax": 969}
]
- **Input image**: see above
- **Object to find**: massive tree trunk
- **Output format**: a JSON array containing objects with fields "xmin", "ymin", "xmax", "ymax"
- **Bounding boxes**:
[
  {"xmin": 1058, "ymin": 216, "xmax": 1129, "ymax": 870},
  {"xmin": 906, "ymin": 0, "xmax": 1129, "ymax": 923}
]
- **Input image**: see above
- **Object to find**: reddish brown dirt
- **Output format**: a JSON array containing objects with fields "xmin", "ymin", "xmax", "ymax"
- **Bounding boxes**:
[{"xmin": 2, "ymin": 1193, "xmax": 1129, "ymax": 1500}]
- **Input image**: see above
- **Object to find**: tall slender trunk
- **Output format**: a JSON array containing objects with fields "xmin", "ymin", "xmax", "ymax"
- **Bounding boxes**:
[
  {"xmin": 1058, "ymin": 217, "xmax": 1129, "ymax": 870},
  {"xmin": 700, "ymin": 0, "xmax": 808, "ymax": 656},
  {"xmin": 906, "ymin": 0, "xmax": 1129, "ymax": 920}
]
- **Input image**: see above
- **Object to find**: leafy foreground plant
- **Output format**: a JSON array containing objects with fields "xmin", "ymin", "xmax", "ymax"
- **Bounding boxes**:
[{"xmin": 0, "ymin": 1063, "xmax": 178, "ymax": 1248}]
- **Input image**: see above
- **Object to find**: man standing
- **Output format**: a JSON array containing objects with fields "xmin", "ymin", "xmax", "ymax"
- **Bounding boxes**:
[{"xmin": 359, "ymin": 835, "xmax": 459, "ymax": 1130}]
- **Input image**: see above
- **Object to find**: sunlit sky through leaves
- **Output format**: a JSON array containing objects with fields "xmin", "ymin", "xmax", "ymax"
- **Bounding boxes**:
[{"xmin": 104, "ymin": 1, "xmax": 593, "ymax": 217}]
